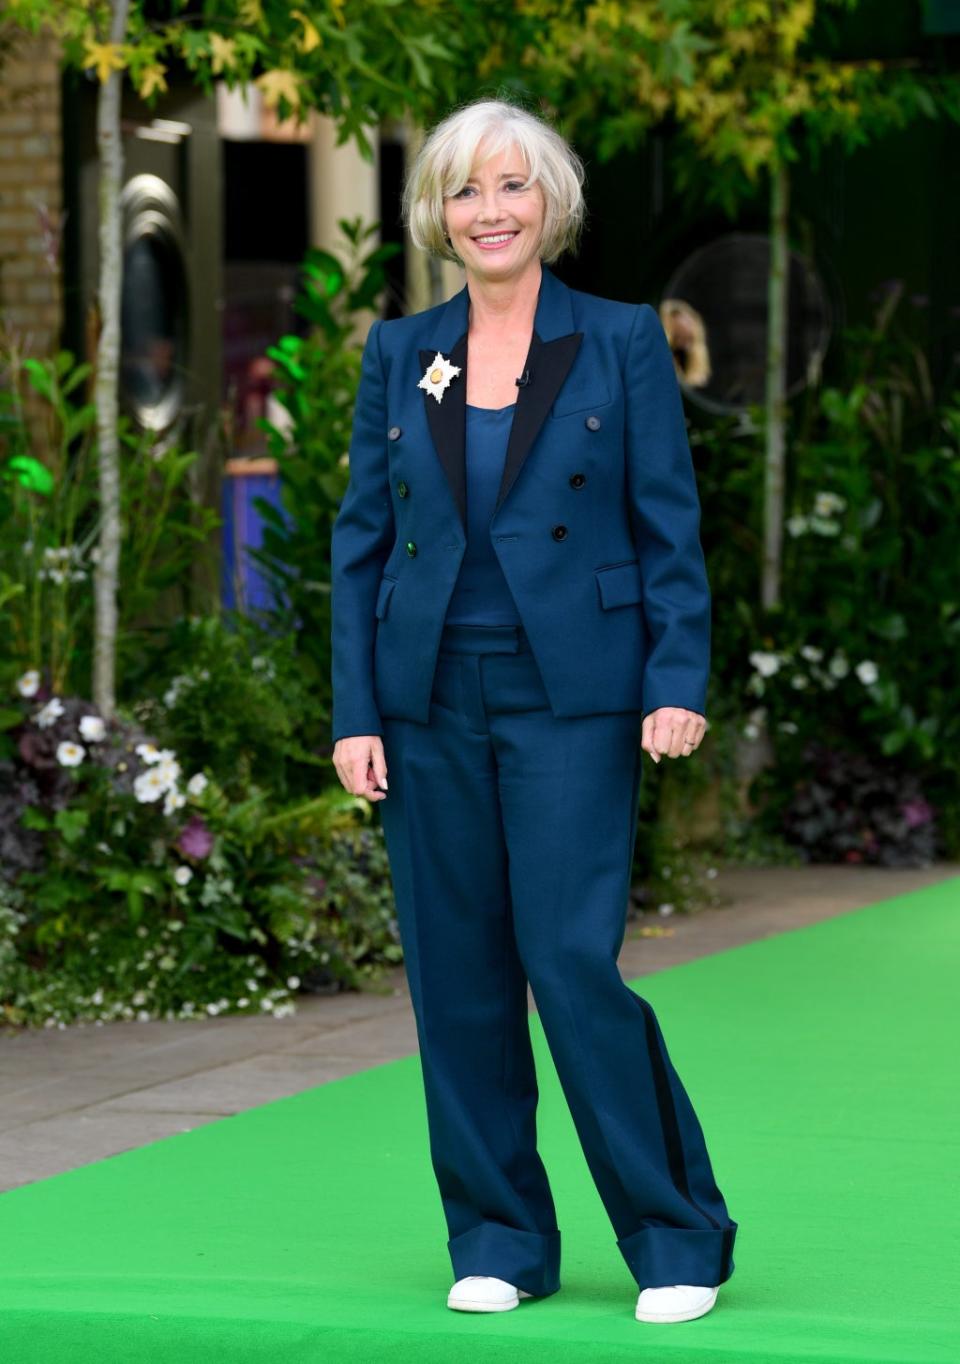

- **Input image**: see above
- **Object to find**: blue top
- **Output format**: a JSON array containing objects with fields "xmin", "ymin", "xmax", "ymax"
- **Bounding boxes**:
[{"xmin": 443, "ymin": 402, "xmax": 523, "ymax": 626}]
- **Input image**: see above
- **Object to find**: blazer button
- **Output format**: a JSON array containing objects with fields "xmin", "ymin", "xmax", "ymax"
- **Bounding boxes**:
[
  {"xmin": 569, "ymin": 472, "xmax": 586, "ymax": 489},
  {"xmin": 405, "ymin": 540, "xmax": 417, "ymax": 557},
  {"xmin": 388, "ymin": 425, "xmax": 402, "ymax": 440},
  {"xmin": 397, "ymin": 480, "xmax": 408, "ymax": 497},
  {"xmin": 585, "ymin": 415, "xmax": 601, "ymax": 431},
  {"xmin": 551, "ymin": 524, "xmax": 568, "ymax": 541}
]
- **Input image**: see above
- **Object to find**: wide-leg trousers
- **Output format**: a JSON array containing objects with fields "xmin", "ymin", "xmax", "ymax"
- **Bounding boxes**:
[{"xmin": 377, "ymin": 619, "xmax": 738, "ymax": 1299}]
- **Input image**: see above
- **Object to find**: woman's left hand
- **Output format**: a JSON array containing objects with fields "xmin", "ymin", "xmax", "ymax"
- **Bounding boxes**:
[{"xmin": 641, "ymin": 707, "xmax": 706, "ymax": 764}]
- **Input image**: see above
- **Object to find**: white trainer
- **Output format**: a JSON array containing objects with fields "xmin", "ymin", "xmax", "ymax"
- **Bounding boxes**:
[
  {"xmin": 635, "ymin": 1283, "xmax": 719, "ymax": 1323},
  {"xmin": 447, "ymin": 1275, "xmax": 533, "ymax": 1312}
]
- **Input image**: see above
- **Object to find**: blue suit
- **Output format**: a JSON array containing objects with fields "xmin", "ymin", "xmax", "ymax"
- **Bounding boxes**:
[
  {"xmin": 330, "ymin": 263, "xmax": 738, "ymax": 1297},
  {"xmin": 330, "ymin": 261, "xmax": 711, "ymax": 745}
]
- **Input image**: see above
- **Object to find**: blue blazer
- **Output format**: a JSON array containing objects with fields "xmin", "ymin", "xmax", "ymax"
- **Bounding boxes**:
[{"xmin": 330, "ymin": 262, "xmax": 711, "ymax": 745}]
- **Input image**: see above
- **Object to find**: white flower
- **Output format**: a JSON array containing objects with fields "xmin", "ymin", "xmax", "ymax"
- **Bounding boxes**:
[
  {"xmin": 855, "ymin": 660, "xmax": 879, "ymax": 685},
  {"xmin": 79, "ymin": 714, "xmax": 106, "ymax": 742},
  {"xmin": 828, "ymin": 653, "xmax": 850, "ymax": 679},
  {"xmin": 163, "ymin": 787, "xmax": 186, "ymax": 815},
  {"xmin": 286, "ymin": 975, "xmax": 300, "ymax": 990},
  {"xmin": 657, "ymin": 903, "xmax": 675, "ymax": 917},
  {"xmin": 790, "ymin": 674, "xmax": 809, "ymax": 689},
  {"xmin": 35, "ymin": 697, "xmax": 65, "ymax": 728},
  {"xmin": 156, "ymin": 757, "xmax": 181, "ymax": 788},
  {"xmin": 173, "ymin": 865, "xmax": 193, "ymax": 886},
  {"xmin": 786, "ymin": 515, "xmax": 809, "ymax": 538},
  {"xmin": 809, "ymin": 516, "xmax": 840, "ymax": 537},
  {"xmin": 163, "ymin": 675, "xmax": 190, "ymax": 707},
  {"xmin": 778, "ymin": 721, "xmax": 800, "ymax": 734},
  {"xmin": 743, "ymin": 706, "xmax": 767, "ymax": 738},
  {"xmin": 16, "ymin": 669, "xmax": 41, "ymax": 698},
  {"xmin": 749, "ymin": 650, "xmax": 781, "ymax": 678},
  {"xmin": 814, "ymin": 491, "xmax": 847, "ymax": 517},
  {"xmin": 800, "ymin": 646, "xmax": 824, "ymax": 663},
  {"xmin": 134, "ymin": 767, "xmax": 168, "ymax": 802},
  {"xmin": 187, "ymin": 772, "xmax": 208, "ymax": 796},
  {"xmin": 136, "ymin": 742, "xmax": 162, "ymax": 763},
  {"xmin": 56, "ymin": 740, "xmax": 85, "ymax": 767}
]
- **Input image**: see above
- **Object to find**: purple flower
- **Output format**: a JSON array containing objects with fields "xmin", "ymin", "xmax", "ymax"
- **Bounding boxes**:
[
  {"xmin": 175, "ymin": 814, "xmax": 214, "ymax": 860},
  {"xmin": 901, "ymin": 798, "xmax": 933, "ymax": 829}
]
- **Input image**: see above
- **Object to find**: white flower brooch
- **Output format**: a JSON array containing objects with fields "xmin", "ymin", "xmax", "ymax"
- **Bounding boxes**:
[{"xmin": 418, "ymin": 351, "xmax": 462, "ymax": 404}]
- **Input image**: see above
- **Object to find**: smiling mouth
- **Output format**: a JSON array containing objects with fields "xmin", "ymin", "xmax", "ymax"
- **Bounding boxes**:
[{"xmin": 471, "ymin": 231, "xmax": 519, "ymax": 248}]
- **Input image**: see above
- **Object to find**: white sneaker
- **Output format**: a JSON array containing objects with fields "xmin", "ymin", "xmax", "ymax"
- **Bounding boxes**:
[
  {"xmin": 447, "ymin": 1275, "xmax": 533, "ymax": 1312},
  {"xmin": 635, "ymin": 1283, "xmax": 719, "ymax": 1323}
]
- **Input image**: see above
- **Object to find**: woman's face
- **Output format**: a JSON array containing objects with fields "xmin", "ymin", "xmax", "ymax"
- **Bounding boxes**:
[{"xmin": 442, "ymin": 141, "xmax": 545, "ymax": 281}]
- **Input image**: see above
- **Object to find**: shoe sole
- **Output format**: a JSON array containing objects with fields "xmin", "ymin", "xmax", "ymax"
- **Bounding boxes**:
[
  {"xmin": 635, "ymin": 1288, "xmax": 718, "ymax": 1324},
  {"xmin": 447, "ymin": 1289, "xmax": 533, "ymax": 1312}
]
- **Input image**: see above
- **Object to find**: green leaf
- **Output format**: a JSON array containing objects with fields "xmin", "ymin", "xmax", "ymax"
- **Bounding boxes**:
[
  {"xmin": 6, "ymin": 455, "xmax": 54, "ymax": 495},
  {"xmin": 54, "ymin": 807, "xmax": 91, "ymax": 846},
  {"xmin": 22, "ymin": 358, "xmax": 53, "ymax": 400}
]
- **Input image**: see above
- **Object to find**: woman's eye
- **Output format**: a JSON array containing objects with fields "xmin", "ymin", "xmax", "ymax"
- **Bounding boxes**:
[{"xmin": 452, "ymin": 182, "xmax": 527, "ymax": 197}]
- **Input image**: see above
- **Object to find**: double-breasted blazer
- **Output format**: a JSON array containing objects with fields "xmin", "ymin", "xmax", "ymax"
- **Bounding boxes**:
[{"xmin": 330, "ymin": 261, "xmax": 711, "ymax": 745}]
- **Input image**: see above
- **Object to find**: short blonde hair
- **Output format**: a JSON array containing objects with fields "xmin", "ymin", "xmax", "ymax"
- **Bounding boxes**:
[{"xmin": 402, "ymin": 97, "xmax": 586, "ymax": 267}]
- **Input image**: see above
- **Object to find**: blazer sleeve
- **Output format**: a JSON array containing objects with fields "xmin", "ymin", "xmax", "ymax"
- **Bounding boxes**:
[
  {"xmin": 624, "ymin": 303, "xmax": 711, "ymax": 720},
  {"xmin": 330, "ymin": 318, "xmax": 395, "ymax": 744}
]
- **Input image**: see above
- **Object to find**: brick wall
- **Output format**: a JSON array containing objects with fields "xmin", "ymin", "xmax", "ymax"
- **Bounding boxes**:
[{"xmin": 0, "ymin": 34, "xmax": 62, "ymax": 358}]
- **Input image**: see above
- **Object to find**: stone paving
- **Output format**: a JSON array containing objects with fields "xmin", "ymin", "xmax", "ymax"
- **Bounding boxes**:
[{"xmin": 1, "ymin": 862, "xmax": 956, "ymax": 1193}]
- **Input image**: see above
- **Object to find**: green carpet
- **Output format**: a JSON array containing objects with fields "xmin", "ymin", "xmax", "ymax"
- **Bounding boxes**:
[{"xmin": 1, "ymin": 877, "xmax": 957, "ymax": 1363}]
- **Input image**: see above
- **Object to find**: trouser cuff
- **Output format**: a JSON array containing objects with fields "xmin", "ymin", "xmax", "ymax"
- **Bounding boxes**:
[
  {"xmin": 616, "ymin": 1221, "xmax": 738, "ymax": 1289},
  {"xmin": 448, "ymin": 1221, "xmax": 561, "ymax": 1298}
]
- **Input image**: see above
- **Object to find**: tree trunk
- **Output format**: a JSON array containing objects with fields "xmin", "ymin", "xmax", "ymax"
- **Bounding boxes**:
[
  {"xmin": 762, "ymin": 157, "xmax": 790, "ymax": 611},
  {"xmin": 92, "ymin": 0, "xmax": 130, "ymax": 718}
]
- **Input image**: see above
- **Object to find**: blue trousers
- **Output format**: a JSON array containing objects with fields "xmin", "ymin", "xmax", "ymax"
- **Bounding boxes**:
[{"xmin": 378, "ymin": 620, "xmax": 738, "ymax": 1298}]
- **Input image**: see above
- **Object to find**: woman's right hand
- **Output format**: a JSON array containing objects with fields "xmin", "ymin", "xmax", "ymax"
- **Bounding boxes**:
[{"xmin": 333, "ymin": 735, "xmax": 389, "ymax": 801}]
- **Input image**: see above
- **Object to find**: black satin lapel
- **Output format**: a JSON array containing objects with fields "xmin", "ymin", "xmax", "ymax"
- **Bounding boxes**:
[
  {"xmin": 495, "ymin": 332, "xmax": 584, "ymax": 511},
  {"xmin": 420, "ymin": 335, "xmax": 467, "ymax": 530}
]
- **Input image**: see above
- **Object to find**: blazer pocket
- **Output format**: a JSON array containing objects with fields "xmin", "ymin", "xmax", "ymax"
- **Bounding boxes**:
[
  {"xmin": 375, "ymin": 574, "xmax": 398, "ymax": 620},
  {"xmin": 551, "ymin": 380, "xmax": 611, "ymax": 419},
  {"xmin": 595, "ymin": 559, "xmax": 643, "ymax": 610}
]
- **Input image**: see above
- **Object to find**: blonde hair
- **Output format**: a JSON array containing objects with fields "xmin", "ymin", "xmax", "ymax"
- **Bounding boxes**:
[{"xmin": 402, "ymin": 97, "xmax": 586, "ymax": 267}]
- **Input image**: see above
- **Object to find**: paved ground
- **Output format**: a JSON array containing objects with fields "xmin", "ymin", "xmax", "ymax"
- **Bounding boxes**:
[{"xmin": 1, "ymin": 862, "xmax": 956, "ymax": 1193}]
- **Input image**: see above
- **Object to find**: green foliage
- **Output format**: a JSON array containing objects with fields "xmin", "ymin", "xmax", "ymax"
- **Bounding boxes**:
[
  {"xmin": 517, "ymin": 1, "xmax": 960, "ymax": 215},
  {"xmin": 130, "ymin": 611, "xmax": 328, "ymax": 804},
  {"xmin": 0, "ymin": 343, "xmax": 219, "ymax": 698},
  {"xmin": 0, "ymin": 685, "xmax": 401, "ymax": 1030},
  {"xmin": 691, "ymin": 286, "xmax": 960, "ymax": 857},
  {"xmin": 244, "ymin": 218, "xmax": 401, "ymax": 740},
  {"xmin": 5, "ymin": 0, "xmax": 530, "ymax": 159}
]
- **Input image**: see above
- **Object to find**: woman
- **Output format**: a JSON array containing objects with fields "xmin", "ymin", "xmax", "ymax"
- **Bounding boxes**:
[{"xmin": 331, "ymin": 97, "xmax": 738, "ymax": 1326}]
